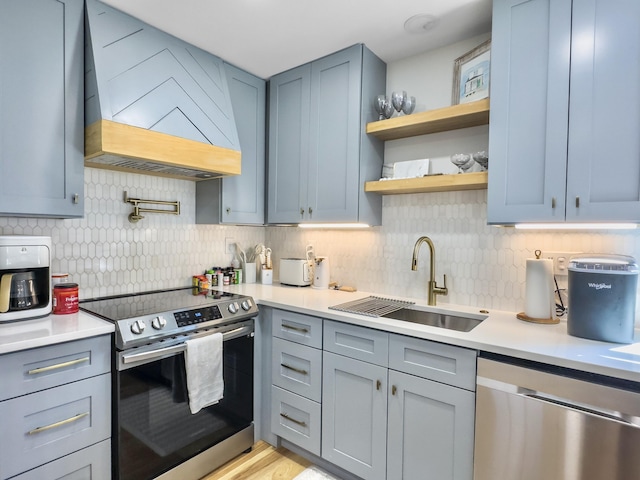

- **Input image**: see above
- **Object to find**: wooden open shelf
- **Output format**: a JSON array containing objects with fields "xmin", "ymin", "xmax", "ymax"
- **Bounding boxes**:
[
  {"xmin": 365, "ymin": 171, "xmax": 488, "ymax": 195},
  {"xmin": 366, "ymin": 98, "xmax": 490, "ymax": 141}
]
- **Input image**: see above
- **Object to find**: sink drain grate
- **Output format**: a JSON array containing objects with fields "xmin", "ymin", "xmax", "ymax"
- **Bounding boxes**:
[{"xmin": 329, "ymin": 296, "xmax": 415, "ymax": 317}]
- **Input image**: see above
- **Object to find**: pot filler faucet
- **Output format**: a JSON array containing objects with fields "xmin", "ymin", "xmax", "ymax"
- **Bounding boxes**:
[{"xmin": 411, "ymin": 236, "xmax": 448, "ymax": 306}]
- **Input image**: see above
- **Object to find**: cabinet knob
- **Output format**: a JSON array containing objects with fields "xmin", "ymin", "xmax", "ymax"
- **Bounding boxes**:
[
  {"xmin": 72, "ymin": 194, "xmax": 79, "ymax": 204},
  {"xmin": 376, "ymin": 380, "xmax": 381, "ymax": 391},
  {"xmin": 308, "ymin": 207, "xmax": 313, "ymax": 216},
  {"xmin": 391, "ymin": 385, "xmax": 397, "ymax": 396},
  {"xmin": 575, "ymin": 196, "xmax": 580, "ymax": 208},
  {"xmin": 551, "ymin": 197, "xmax": 556, "ymax": 209},
  {"xmin": 226, "ymin": 207, "xmax": 231, "ymax": 215},
  {"xmin": 300, "ymin": 208, "xmax": 305, "ymax": 216}
]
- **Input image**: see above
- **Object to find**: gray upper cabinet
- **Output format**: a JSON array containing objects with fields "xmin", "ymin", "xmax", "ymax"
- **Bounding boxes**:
[
  {"xmin": 488, "ymin": 0, "xmax": 640, "ymax": 224},
  {"xmin": 0, "ymin": 0, "xmax": 84, "ymax": 218},
  {"xmin": 196, "ymin": 64, "xmax": 266, "ymax": 224},
  {"xmin": 267, "ymin": 44, "xmax": 386, "ymax": 225}
]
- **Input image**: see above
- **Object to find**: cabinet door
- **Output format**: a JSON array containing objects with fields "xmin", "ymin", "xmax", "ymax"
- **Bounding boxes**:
[
  {"xmin": 0, "ymin": 0, "xmax": 84, "ymax": 218},
  {"xmin": 267, "ymin": 64, "xmax": 311, "ymax": 223},
  {"xmin": 196, "ymin": 64, "xmax": 266, "ymax": 224},
  {"xmin": 387, "ymin": 370, "xmax": 475, "ymax": 480},
  {"xmin": 487, "ymin": 0, "xmax": 571, "ymax": 224},
  {"xmin": 306, "ymin": 45, "xmax": 362, "ymax": 222},
  {"xmin": 322, "ymin": 351, "xmax": 387, "ymax": 480},
  {"xmin": 222, "ymin": 64, "xmax": 266, "ymax": 224},
  {"xmin": 566, "ymin": 0, "xmax": 640, "ymax": 221}
]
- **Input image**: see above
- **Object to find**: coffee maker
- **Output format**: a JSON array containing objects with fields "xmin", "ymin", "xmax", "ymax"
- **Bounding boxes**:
[{"xmin": 0, "ymin": 236, "xmax": 52, "ymax": 321}]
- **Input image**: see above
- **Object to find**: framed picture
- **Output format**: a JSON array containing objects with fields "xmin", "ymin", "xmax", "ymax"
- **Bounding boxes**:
[{"xmin": 452, "ymin": 39, "xmax": 491, "ymax": 105}]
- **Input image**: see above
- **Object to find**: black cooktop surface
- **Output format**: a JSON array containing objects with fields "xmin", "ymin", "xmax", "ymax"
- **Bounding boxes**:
[{"xmin": 79, "ymin": 287, "xmax": 244, "ymax": 322}]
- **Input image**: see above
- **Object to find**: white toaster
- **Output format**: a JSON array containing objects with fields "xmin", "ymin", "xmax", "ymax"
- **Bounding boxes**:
[{"xmin": 280, "ymin": 258, "xmax": 313, "ymax": 287}]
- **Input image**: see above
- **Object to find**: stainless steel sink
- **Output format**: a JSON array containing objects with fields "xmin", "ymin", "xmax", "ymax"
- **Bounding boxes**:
[{"xmin": 381, "ymin": 308, "xmax": 487, "ymax": 332}]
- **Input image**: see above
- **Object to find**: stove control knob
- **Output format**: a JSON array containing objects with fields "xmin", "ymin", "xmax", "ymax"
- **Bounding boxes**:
[
  {"xmin": 130, "ymin": 320, "xmax": 146, "ymax": 335},
  {"xmin": 151, "ymin": 316, "xmax": 167, "ymax": 330},
  {"xmin": 241, "ymin": 300, "xmax": 252, "ymax": 311},
  {"xmin": 228, "ymin": 302, "xmax": 238, "ymax": 314}
]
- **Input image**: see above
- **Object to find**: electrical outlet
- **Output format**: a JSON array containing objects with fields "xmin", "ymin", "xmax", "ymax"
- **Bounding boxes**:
[
  {"xmin": 542, "ymin": 251, "xmax": 580, "ymax": 276},
  {"xmin": 225, "ymin": 237, "xmax": 235, "ymax": 254}
]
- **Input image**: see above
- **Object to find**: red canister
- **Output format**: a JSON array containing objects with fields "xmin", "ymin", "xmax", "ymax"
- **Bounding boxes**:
[{"xmin": 53, "ymin": 283, "xmax": 79, "ymax": 314}]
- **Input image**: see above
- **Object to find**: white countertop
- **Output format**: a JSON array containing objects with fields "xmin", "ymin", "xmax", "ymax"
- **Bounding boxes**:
[
  {"xmin": 228, "ymin": 283, "xmax": 640, "ymax": 383},
  {"xmin": 2, "ymin": 284, "xmax": 639, "ymax": 384},
  {"xmin": 0, "ymin": 311, "xmax": 114, "ymax": 355}
]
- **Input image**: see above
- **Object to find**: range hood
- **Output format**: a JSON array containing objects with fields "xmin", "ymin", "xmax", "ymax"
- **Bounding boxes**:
[{"xmin": 84, "ymin": 0, "xmax": 241, "ymax": 180}]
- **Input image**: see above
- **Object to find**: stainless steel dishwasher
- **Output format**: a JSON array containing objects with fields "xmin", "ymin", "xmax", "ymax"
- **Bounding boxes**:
[{"xmin": 474, "ymin": 355, "xmax": 640, "ymax": 480}]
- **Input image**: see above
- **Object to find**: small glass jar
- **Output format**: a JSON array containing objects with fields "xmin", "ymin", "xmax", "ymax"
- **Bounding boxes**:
[{"xmin": 53, "ymin": 283, "xmax": 79, "ymax": 314}]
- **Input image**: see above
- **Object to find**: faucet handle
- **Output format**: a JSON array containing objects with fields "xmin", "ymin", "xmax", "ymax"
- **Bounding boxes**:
[{"xmin": 436, "ymin": 274, "xmax": 449, "ymax": 296}]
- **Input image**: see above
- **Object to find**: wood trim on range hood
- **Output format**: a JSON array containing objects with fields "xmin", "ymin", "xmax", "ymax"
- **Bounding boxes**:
[{"xmin": 84, "ymin": 120, "xmax": 241, "ymax": 181}]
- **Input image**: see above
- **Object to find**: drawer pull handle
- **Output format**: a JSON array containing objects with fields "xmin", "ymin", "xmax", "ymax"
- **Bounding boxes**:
[
  {"xmin": 391, "ymin": 385, "xmax": 397, "ymax": 395},
  {"xmin": 376, "ymin": 380, "xmax": 382, "ymax": 391},
  {"xmin": 281, "ymin": 363, "xmax": 308, "ymax": 375},
  {"xmin": 27, "ymin": 356, "xmax": 90, "ymax": 375},
  {"xmin": 28, "ymin": 412, "xmax": 89, "ymax": 435},
  {"xmin": 281, "ymin": 323, "xmax": 309, "ymax": 334},
  {"xmin": 280, "ymin": 413, "xmax": 307, "ymax": 427}
]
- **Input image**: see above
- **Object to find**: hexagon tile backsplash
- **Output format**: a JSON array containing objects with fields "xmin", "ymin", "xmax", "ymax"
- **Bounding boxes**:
[
  {"xmin": 1, "ymin": 168, "xmax": 640, "ymax": 316},
  {"xmin": 0, "ymin": 168, "xmax": 266, "ymax": 299}
]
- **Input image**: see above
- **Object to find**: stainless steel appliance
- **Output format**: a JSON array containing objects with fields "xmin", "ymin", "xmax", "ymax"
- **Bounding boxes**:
[
  {"xmin": 475, "ymin": 354, "xmax": 640, "ymax": 480},
  {"xmin": 0, "ymin": 236, "xmax": 51, "ymax": 321},
  {"xmin": 80, "ymin": 287, "xmax": 259, "ymax": 480},
  {"xmin": 568, "ymin": 254, "xmax": 638, "ymax": 343}
]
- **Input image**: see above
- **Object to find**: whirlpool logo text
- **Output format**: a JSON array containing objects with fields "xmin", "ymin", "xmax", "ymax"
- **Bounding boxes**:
[{"xmin": 588, "ymin": 282, "xmax": 612, "ymax": 290}]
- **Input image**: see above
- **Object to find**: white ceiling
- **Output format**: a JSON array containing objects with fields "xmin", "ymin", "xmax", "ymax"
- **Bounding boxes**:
[{"xmin": 100, "ymin": 0, "xmax": 493, "ymax": 79}]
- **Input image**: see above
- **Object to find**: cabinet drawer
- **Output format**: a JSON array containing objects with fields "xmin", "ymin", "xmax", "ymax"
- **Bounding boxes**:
[
  {"xmin": 272, "ymin": 337, "xmax": 322, "ymax": 402},
  {"xmin": 272, "ymin": 309, "xmax": 323, "ymax": 348},
  {"xmin": 323, "ymin": 320, "xmax": 389, "ymax": 367},
  {"xmin": 0, "ymin": 373, "xmax": 111, "ymax": 479},
  {"xmin": 0, "ymin": 335, "xmax": 111, "ymax": 401},
  {"xmin": 271, "ymin": 385, "xmax": 321, "ymax": 456},
  {"xmin": 11, "ymin": 439, "xmax": 111, "ymax": 480},
  {"xmin": 389, "ymin": 334, "xmax": 477, "ymax": 391}
]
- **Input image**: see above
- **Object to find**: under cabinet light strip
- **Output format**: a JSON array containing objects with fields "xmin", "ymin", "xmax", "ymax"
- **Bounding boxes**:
[
  {"xmin": 514, "ymin": 223, "xmax": 637, "ymax": 230},
  {"xmin": 298, "ymin": 223, "xmax": 370, "ymax": 229}
]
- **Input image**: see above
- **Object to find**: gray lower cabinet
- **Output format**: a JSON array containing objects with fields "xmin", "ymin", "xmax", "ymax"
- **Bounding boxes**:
[
  {"xmin": 0, "ymin": 0, "xmax": 84, "ymax": 218},
  {"xmin": 196, "ymin": 64, "xmax": 266, "ymax": 224},
  {"xmin": 271, "ymin": 310, "xmax": 323, "ymax": 456},
  {"xmin": 386, "ymin": 370, "xmax": 475, "ymax": 480},
  {"xmin": 322, "ymin": 351, "xmax": 388, "ymax": 480},
  {"xmin": 11, "ymin": 440, "xmax": 110, "ymax": 480},
  {"xmin": 488, "ymin": 0, "xmax": 640, "ymax": 224},
  {"xmin": 267, "ymin": 44, "xmax": 386, "ymax": 225},
  {"xmin": 269, "ymin": 312, "xmax": 476, "ymax": 480},
  {"xmin": 0, "ymin": 335, "xmax": 111, "ymax": 480}
]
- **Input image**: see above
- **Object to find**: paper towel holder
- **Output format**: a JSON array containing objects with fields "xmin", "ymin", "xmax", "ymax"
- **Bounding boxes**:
[{"xmin": 517, "ymin": 250, "xmax": 560, "ymax": 324}]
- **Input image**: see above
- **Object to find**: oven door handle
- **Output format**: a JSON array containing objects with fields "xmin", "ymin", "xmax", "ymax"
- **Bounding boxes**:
[{"xmin": 122, "ymin": 324, "xmax": 253, "ymax": 365}]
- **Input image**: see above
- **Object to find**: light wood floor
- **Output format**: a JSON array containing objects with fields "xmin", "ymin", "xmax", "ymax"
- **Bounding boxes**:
[{"xmin": 203, "ymin": 441, "xmax": 312, "ymax": 480}]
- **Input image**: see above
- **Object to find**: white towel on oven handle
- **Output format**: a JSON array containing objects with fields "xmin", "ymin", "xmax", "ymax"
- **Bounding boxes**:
[{"xmin": 184, "ymin": 332, "xmax": 224, "ymax": 414}]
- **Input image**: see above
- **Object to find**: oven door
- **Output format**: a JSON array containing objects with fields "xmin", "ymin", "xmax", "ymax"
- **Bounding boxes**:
[{"xmin": 114, "ymin": 321, "xmax": 254, "ymax": 480}]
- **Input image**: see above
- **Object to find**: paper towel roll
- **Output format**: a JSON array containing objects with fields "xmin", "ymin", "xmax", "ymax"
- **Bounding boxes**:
[{"xmin": 524, "ymin": 258, "xmax": 555, "ymax": 320}]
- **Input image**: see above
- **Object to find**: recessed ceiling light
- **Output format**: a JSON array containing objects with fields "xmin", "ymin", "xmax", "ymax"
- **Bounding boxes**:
[{"xmin": 404, "ymin": 14, "xmax": 439, "ymax": 34}]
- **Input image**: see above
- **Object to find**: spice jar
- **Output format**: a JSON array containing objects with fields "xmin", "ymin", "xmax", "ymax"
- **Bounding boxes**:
[{"xmin": 53, "ymin": 283, "xmax": 79, "ymax": 314}]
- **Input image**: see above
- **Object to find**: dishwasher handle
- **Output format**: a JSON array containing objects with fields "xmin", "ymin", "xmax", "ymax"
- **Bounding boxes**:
[{"xmin": 524, "ymin": 392, "xmax": 640, "ymax": 427}]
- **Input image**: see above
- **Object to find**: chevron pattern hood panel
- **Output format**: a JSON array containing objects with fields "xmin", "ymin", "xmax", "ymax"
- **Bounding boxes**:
[{"xmin": 84, "ymin": 0, "xmax": 241, "ymax": 179}]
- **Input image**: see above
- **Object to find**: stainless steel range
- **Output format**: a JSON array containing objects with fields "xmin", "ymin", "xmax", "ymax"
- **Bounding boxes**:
[{"xmin": 80, "ymin": 287, "xmax": 259, "ymax": 480}]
